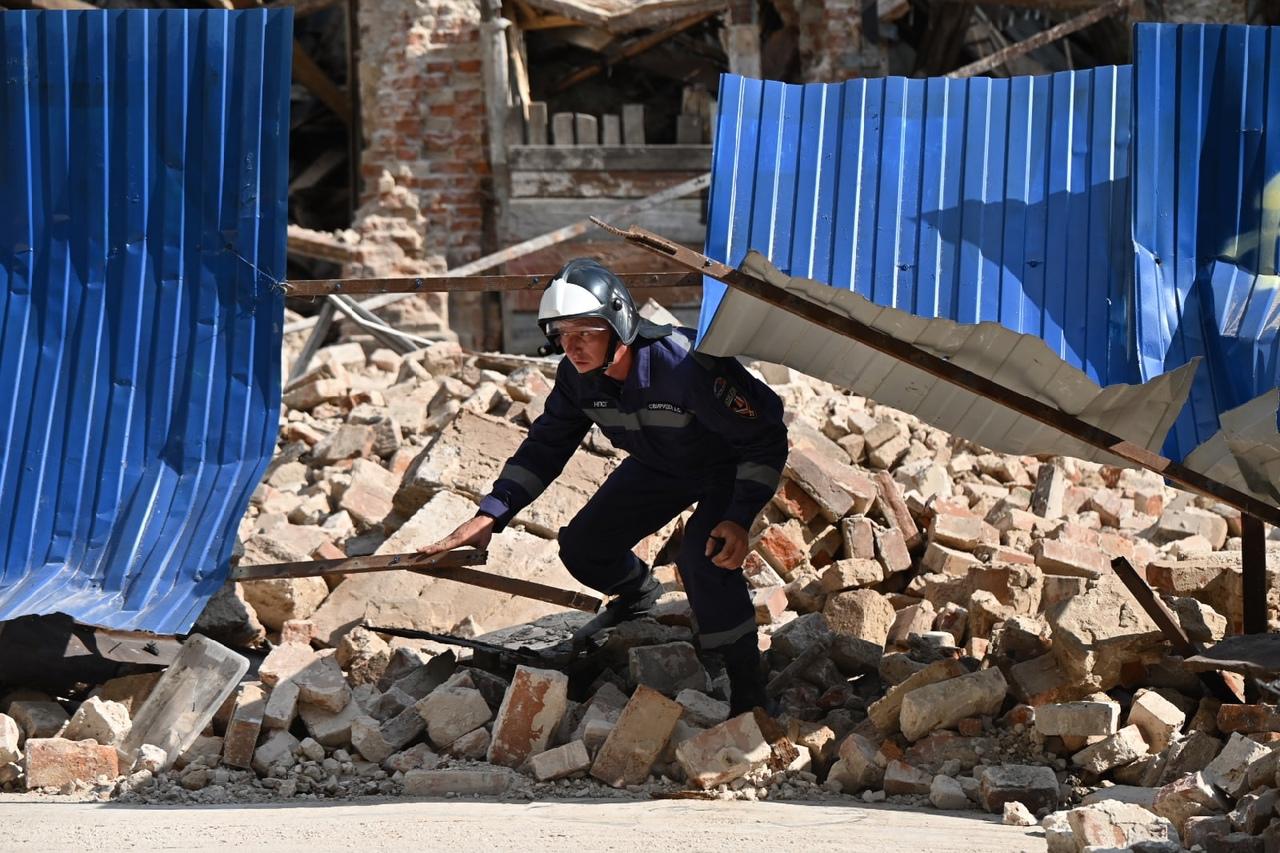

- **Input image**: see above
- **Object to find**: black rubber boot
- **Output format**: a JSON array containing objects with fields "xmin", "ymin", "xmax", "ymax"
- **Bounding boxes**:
[
  {"xmin": 601, "ymin": 569, "xmax": 662, "ymax": 622},
  {"xmin": 568, "ymin": 564, "xmax": 662, "ymax": 652},
  {"xmin": 722, "ymin": 632, "xmax": 779, "ymax": 718}
]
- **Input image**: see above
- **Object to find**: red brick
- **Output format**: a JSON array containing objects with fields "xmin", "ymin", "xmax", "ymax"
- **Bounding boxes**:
[
  {"xmin": 487, "ymin": 666, "xmax": 568, "ymax": 768},
  {"xmin": 23, "ymin": 738, "xmax": 119, "ymax": 789}
]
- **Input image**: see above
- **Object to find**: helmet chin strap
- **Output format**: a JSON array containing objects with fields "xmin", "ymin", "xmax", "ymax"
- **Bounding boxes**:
[{"xmin": 581, "ymin": 333, "xmax": 621, "ymax": 380}]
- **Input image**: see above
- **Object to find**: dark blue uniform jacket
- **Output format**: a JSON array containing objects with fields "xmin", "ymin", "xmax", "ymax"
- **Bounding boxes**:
[{"xmin": 478, "ymin": 327, "xmax": 788, "ymax": 532}]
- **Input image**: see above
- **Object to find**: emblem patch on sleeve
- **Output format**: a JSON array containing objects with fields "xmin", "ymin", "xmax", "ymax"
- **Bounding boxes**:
[{"xmin": 713, "ymin": 376, "xmax": 757, "ymax": 419}]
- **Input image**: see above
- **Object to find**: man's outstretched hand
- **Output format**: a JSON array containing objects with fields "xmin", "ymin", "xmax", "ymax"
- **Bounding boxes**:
[
  {"xmin": 705, "ymin": 520, "xmax": 749, "ymax": 569},
  {"xmin": 416, "ymin": 515, "xmax": 495, "ymax": 559}
]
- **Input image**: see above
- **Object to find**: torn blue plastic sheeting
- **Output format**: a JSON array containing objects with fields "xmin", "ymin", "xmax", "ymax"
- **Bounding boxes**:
[
  {"xmin": 699, "ymin": 67, "xmax": 1136, "ymax": 388},
  {"xmin": 1131, "ymin": 23, "xmax": 1280, "ymax": 468},
  {"xmin": 0, "ymin": 9, "xmax": 291, "ymax": 633}
]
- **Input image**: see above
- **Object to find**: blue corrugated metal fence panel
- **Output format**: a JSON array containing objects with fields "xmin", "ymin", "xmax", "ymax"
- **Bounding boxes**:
[
  {"xmin": 1132, "ymin": 22, "xmax": 1280, "ymax": 463},
  {"xmin": 699, "ymin": 68, "xmax": 1136, "ymax": 388},
  {"xmin": 0, "ymin": 9, "xmax": 291, "ymax": 633}
]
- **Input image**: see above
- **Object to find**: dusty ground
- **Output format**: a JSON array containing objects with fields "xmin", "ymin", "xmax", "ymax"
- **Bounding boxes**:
[{"xmin": 0, "ymin": 796, "xmax": 1047, "ymax": 852}]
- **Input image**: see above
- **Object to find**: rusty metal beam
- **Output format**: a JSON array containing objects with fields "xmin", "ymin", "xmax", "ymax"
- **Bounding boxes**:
[
  {"xmin": 949, "ymin": 0, "xmax": 1133, "ymax": 78},
  {"xmin": 286, "ymin": 270, "xmax": 701, "ymax": 297},
  {"xmin": 1111, "ymin": 557, "xmax": 1241, "ymax": 703},
  {"xmin": 595, "ymin": 220, "xmax": 1280, "ymax": 528},
  {"xmin": 1242, "ymin": 514, "xmax": 1268, "ymax": 635},
  {"xmin": 232, "ymin": 549, "xmax": 602, "ymax": 613}
]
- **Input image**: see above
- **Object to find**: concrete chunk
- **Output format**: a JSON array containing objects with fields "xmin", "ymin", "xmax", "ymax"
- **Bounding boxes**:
[
  {"xmin": 295, "ymin": 652, "xmax": 352, "ymax": 713},
  {"xmin": 1072, "ymin": 724, "xmax": 1149, "ymax": 774},
  {"xmin": 62, "ymin": 697, "xmax": 131, "ymax": 749},
  {"xmin": 0, "ymin": 714, "xmax": 19, "ymax": 764},
  {"xmin": 868, "ymin": 659, "xmax": 968, "ymax": 733},
  {"xmin": 120, "ymin": 635, "xmax": 248, "ymax": 772},
  {"xmin": 262, "ymin": 679, "xmax": 300, "ymax": 731},
  {"xmin": 1203, "ymin": 732, "xmax": 1272, "ymax": 798},
  {"xmin": 978, "ymin": 764, "xmax": 1059, "ymax": 814},
  {"xmin": 1065, "ymin": 800, "xmax": 1180, "ymax": 850},
  {"xmin": 883, "ymin": 759, "xmax": 932, "ymax": 795},
  {"xmin": 416, "ymin": 686, "xmax": 492, "ymax": 749},
  {"xmin": 9, "ymin": 700, "xmax": 69, "ymax": 740},
  {"xmin": 591, "ymin": 685, "xmax": 683, "ymax": 788},
  {"xmin": 403, "ymin": 768, "xmax": 515, "ymax": 797},
  {"xmin": 675, "ymin": 712, "xmax": 772, "ymax": 789},
  {"xmin": 1128, "ymin": 689, "xmax": 1185, "ymax": 753},
  {"xmin": 1152, "ymin": 771, "xmax": 1228, "ymax": 835},
  {"xmin": 900, "ymin": 667, "xmax": 1008, "ymax": 742},
  {"xmin": 240, "ymin": 577, "xmax": 329, "ymax": 632},
  {"xmin": 628, "ymin": 642, "xmax": 709, "ymax": 696},
  {"xmin": 251, "ymin": 729, "xmax": 299, "ymax": 775},
  {"xmin": 823, "ymin": 589, "xmax": 896, "ymax": 646},
  {"xmin": 487, "ymin": 666, "xmax": 568, "ymax": 769},
  {"xmin": 674, "ymin": 690, "xmax": 729, "ymax": 728},
  {"xmin": 258, "ymin": 642, "xmax": 317, "ymax": 688},
  {"xmin": 529, "ymin": 740, "xmax": 592, "ymax": 782},
  {"xmin": 1034, "ymin": 702, "xmax": 1120, "ymax": 738},
  {"xmin": 350, "ymin": 715, "xmax": 394, "ymax": 764}
]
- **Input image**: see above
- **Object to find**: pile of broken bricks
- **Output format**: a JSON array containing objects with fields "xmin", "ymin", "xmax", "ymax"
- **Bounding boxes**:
[{"xmin": 2, "ymin": 317, "xmax": 1279, "ymax": 852}]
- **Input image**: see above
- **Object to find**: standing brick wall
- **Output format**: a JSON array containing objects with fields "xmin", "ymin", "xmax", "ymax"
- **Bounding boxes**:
[{"xmin": 359, "ymin": 0, "xmax": 489, "ymax": 267}]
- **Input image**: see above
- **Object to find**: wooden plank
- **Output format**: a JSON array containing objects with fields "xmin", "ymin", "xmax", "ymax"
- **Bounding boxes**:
[
  {"xmin": 233, "ymin": 549, "xmax": 486, "ymax": 580},
  {"xmin": 505, "ymin": 104, "xmax": 526, "ymax": 148},
  {"xmin": 622, "ymin": 103, "xmax": 646, "ymax": 145},
  {"xmin": 283, "ymin": 172, "xmax": 710, "ymax": 333},
  {"xmin": 550, "ymin": 9, "xmax": 718, "ymax": 94},
  {"xmin": 552, "ymin": 112, "xmax": 576, "ymax": 146},
  {"xmin": 292, "ymin": 40, "xmax": 352, "ymax": 126},
  {"xmin": 286, "ymin": 300, "xmax": 336, "ymax": 380},
  {"xmin": 289, "ymin": 148, "xmax": 346, "ymax": 193},
  {"xmin": 676, "ymin": 114, "xmax": 704, "ymax": 144},
  {"xmin": 599, "ymin": 220, "xmax": 1280, "ymax": 529},
  {"xmin": 1242, "ymin": 514, "xmax": 1268, "ymax": 634},
  {"xmin": 509, "ymin": 144, "xmax": 711, "ymax": 171},
  {"xmin": 481, "ymin": 0, "xmax": 511, "ymax": 171},
  {"xmin": 233, "ymin": 549, "xmax": 602, "ymax": 612},
  {"xmin": 527, "ymin": 102, "xmax": 549, "ymax": 145},
  {"xmin": 601, "ymin": 114, "xmax": 622, "ymax": 145},
  {"xmin": 950, "ymin": 0, "xmax": 1134, "ymax": 78},
  {"xmin": 288, "ymin": 271, "xmax": 701, "ymax": 297},
  {"xmin": 506, "ymin": 21, "xmax": 532, "ymax": 120},
  {"xmin": 502, "ymin": 198, "xmax": 706, "ymax": 245},
  {"xmin": 511, "ymin": 169, "xmax": 707, "ymax": 198},
  {"xmin": 574, "ymin": 113, "xmax": 598, "ymax": 145}
]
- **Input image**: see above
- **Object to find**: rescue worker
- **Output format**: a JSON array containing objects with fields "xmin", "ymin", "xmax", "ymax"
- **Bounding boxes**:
[{"xmin": 417, "ymin": 258, "xmax": 788, "ymax": 715}]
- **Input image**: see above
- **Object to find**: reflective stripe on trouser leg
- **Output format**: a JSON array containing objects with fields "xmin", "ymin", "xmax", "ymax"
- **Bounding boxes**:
[{"xmin": 698, "ymin": 616, "xmax": 759, "ymax": 649}]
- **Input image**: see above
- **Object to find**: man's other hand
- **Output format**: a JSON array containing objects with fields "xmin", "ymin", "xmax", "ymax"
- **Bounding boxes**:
[
  {"xmin": 706, "ymin": 521, "xmax": 749, "ymax": 569},
  {"xmin": 416, "ymin": 515, "xmax": 495, "ymax": 559}
]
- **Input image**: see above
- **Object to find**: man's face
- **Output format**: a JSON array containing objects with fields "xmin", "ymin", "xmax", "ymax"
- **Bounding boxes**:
[{"xmin": 550, "ymin": 318, "xmax": 613, "ymax": 373}]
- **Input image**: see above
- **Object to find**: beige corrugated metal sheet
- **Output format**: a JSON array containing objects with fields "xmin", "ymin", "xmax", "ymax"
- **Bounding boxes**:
[
  {"xmin": 1184, "ymin": 390, "xmax": 1280, "ymax": 506},
  {"xmin": 700, "ymin": 251, "xmax": 1202, "ymax": 471}
]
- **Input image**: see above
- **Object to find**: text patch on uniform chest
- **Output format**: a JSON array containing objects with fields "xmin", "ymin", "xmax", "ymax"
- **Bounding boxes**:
[{"xmin": 580, "ymin": 401, "xmax": 693, "ymax": 430}]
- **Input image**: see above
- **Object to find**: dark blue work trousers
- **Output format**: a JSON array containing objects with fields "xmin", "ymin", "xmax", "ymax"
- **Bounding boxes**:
[{"xmin": 557, "ymin": 457, "xmax": 758, "ymax": 650}]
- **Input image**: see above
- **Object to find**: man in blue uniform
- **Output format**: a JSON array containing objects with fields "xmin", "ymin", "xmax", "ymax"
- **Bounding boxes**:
[{"xmin": 418, "ymin": 258, "xmax": 788, "ymax": 715}]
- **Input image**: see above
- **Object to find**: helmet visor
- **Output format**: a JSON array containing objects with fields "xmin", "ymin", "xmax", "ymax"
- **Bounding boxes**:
[{"xmin": 545, "ymin": 318, "xmax": 612, "ymax": 337}]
